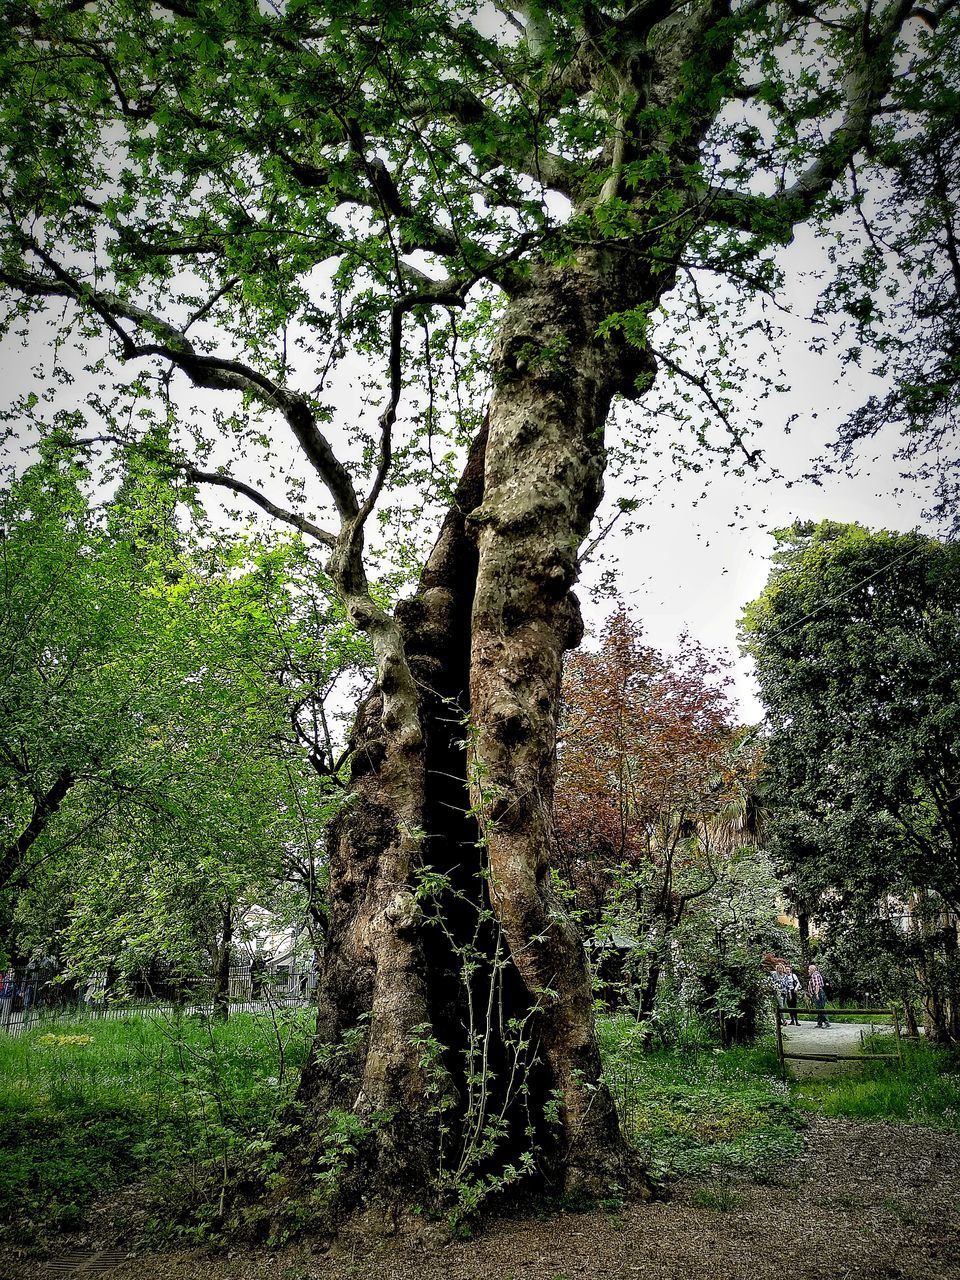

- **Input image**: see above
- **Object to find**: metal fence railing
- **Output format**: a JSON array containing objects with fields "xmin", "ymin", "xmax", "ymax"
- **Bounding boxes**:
[{"xmin": 0, "ymin": 963, "xmax": 317, "ymax": 1036}]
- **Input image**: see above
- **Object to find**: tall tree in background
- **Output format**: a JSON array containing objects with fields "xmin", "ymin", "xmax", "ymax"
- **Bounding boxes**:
[
  {"xmin": 741, "ymin": 521, "xmax": 960, "ymax": 1040},
  {"xmin": 0, "ymin": 447, "xmax": 365, "ymax": 986},
  {"xmin": 556, "ymin": 603, "xmax": 762, "ymax": 1017},
  {"xmin": 1, "ymin": 0, "xmax": 957, "ymax": 1219}
]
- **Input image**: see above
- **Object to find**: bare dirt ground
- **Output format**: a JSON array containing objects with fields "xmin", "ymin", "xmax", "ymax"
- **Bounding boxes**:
[{"xmin": 6, "ymin": 1116, "xmax": 960, "ymax": 1280}]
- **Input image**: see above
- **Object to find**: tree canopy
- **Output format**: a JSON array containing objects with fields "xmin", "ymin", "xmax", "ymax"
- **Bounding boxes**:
[
  {"xmin": 741, "ymin": 520, "xmax": 960, "ymax": 1038},
  {"xmin": 0, "ymin": 445, "xmax": 368, "ymax": 979}
]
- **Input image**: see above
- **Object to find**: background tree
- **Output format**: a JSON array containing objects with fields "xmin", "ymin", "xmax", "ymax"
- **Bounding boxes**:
[
  {"xmin": 1, "ymin": 446, "xmax": 368, "ymax": 1004},
  {"xmin": 555, "ymin": 603, "xmax": 771, "ymax": 1031},
  {"xmin": 741, "ymin": 520, "xmax": 960, "ymax": 1040},
  {"xmin": 0, "ymin": 440, "xmax": 150, "ymax": 931},
  {"xmin": 674, "ymin": 843, "xmax": 787, "ymax": 1046},
  {"xmin": 0, "ymin": 0, "xmax": 957, "ymax": 1222},
  {"xmin": 556, "ymin": 603, "xmax": 764, "ymax": 1017}
]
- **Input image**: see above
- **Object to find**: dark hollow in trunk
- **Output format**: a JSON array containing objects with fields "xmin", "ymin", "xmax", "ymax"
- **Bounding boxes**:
[{"xmin": 280, "ymin": 252, "xmax": 666, "ymax": 1234}]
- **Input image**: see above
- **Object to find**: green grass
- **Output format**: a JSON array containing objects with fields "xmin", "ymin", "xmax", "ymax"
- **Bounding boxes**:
[
  {"xmin": 794, "ymin": 1038, "xmax": 960, "ymax": 1128},
  {"xmin": 4, "ymin": 1008, "xmax": 958, "ymax": 1246},
  {"xmin": 598, "ymin": 1015, "xmax": 804, "ymax": 1182},
  {"xmin": 598, "ymin": 1016, "xmax": 960, "ymax": 1192},
  {"xmin": 0, "ymin": 1010, "xmax": 314, "ymax": 1241},
  {"xmin": 689, "ymin": 1183, "xmax": 741, "ymax": 1211}
]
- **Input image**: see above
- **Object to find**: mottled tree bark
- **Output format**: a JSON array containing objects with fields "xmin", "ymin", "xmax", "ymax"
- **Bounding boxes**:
[
  {"xmin": 290, "ymin": 252, "xmax": 665, "ymax": 1225},
  {"xmin": 469, "ymin": 250, "xmax": 655, "ymax": 1195},
  {"xmin": 292, "ymin": 429, "xmax": 492, "ymax": 1212}
]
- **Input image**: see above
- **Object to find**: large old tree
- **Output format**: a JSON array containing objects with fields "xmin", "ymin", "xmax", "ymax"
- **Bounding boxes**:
[{"xmin": 1, "ymin": 0, "xmax": 957, "ymax": 1226}]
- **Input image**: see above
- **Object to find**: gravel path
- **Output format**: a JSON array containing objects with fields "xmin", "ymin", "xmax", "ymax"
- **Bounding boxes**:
[
  {"xmin": 781, "ymin": 1018, "xmax": 899, "ymax": 1078},
  {"xmin": 7, "ymin": 1116, "xmax": 960, "ymax": 1280}
]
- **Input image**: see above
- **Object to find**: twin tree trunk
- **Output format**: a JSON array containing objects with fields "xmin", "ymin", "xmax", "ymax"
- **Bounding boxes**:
[{"xmin": 292, "ymin": 250, "xmax": 656, "ymax": 1224}]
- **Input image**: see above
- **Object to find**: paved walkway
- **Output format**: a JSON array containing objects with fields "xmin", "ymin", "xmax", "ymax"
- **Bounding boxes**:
[{"xmin": 780, "ymin": 1016, "xmax": 898, "ymax": 1077}]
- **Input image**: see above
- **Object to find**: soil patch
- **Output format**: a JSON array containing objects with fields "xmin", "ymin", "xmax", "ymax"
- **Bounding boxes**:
[{"xmin": 5, "ymin": 1117, "xmax": 959, "ymax": 1280}]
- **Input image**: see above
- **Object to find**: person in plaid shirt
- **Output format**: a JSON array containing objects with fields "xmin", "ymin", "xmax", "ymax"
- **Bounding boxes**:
[{"xmin": 807, "ymin": 963, "xmax": 831, "ymax": 1028}]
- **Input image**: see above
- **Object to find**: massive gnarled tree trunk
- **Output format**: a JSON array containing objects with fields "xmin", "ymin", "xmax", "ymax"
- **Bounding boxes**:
[
  {"xmin": 0, "ymin": 0, "xmax": 941, "ymax": 1241},
  {"xmin": 293, "ymin": 427, "xmax": 489, "ymax": 1209},
  {"xmin": 468, "ymin": 253, "xmax": 656, "ymax": 1194},
  {"xmin": 287, "ymin": 251, "xmax": 660, "ymax": 1225}
]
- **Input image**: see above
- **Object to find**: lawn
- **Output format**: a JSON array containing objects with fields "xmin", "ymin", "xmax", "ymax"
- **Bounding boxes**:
[
  {"xmin": 0, "ymin": 1009, "xmax": 314, "ymax": 1241},
  {"xmin": 2, "ymin": 1008, "xmax": 958, "ymax": 1249},
  {"xmin": 597, "ymin": 1015, "xmax": 804, "ymax": 1182},
  {"xmin": 793, "ymin": 1035, "xmax": 960, "ymax": 1128}
]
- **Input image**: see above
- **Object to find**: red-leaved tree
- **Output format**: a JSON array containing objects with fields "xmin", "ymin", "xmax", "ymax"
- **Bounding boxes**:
[{"xmin": 556, "ymin": 603, "xmax": 762, "ymax": 1017}]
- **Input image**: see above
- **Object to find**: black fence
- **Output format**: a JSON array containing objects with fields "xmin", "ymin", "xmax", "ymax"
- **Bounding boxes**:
[{"xmin": 0, "ymin": 962, "xmax": 317, "ymax": 1036}]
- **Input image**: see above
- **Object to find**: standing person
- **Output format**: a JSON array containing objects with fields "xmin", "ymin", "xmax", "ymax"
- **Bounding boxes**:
[
  {"xmin": 785, "ymin": 965, "xmax": 801, "ymax": 1026},
  {"xmin": 771, "ymin": 962, "xmax": 790, "ymax": 1026},
  {"xmin": 808, "ymin": 963, "xmax": 830, "ymax": 1028}
]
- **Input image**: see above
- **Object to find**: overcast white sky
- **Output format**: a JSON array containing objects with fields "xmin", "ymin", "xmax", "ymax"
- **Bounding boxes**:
[{"xmin": 587, "ymin": 434, "xmax": 930, "ymax": 722}]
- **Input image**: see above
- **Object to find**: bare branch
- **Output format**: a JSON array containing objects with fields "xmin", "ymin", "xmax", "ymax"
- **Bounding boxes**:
[
  {"xmin": 0, "ymin": 249, "xmax": 362, "ymax": 524},
  {"xmin": 647, "ymin": 342, "xmax": 764, "ymax": 467},
  {"xmin": 184, "ymin": 277, "xmax": 242, "ymax": 333},
  {"xmin": 181, "ymin": 466, "xmax": 337, "ymax": 547},
  {"xmin": 71, "ymin": 431, "xmax": 338, "ymax": 547}
]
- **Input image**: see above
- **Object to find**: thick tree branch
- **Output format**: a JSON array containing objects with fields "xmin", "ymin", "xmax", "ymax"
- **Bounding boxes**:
[
  {"xmin": 0, "ymin": 249, "xmax": 362, "ymax": 525},
  {"xmin": 0, "ymin": 766, "xmax": 75, "ymax": 890},
  {"xmin": 703, "ymin": 0, "xmax": 935, "ymax": 234}
]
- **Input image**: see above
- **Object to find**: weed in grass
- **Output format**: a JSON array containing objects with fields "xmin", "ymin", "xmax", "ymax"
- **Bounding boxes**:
[
  {"xmin": 830, "ymin": 1191, "xmax": 859, "ymax": 1210},
  {"xmin": 690, "ymin": 1183, "xmax": 740, "ymax": 1211},
  {"xmin": 881, "ymin": 1196, "xmax": 923, "ymax": 1227}
]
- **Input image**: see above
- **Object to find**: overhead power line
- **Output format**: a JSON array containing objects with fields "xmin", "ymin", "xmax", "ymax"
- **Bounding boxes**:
[{"xmin": 758, "ymin": 540, "xmax": 927, "ymax": 645}]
